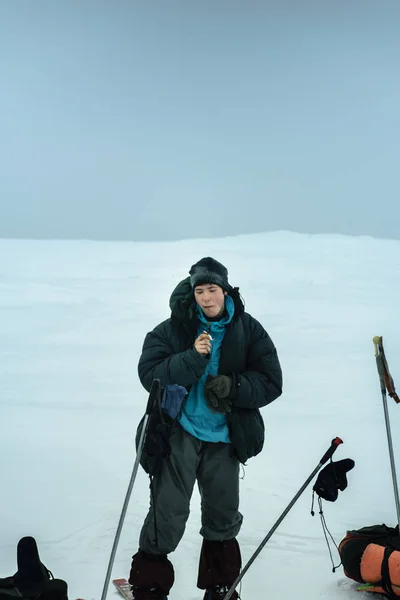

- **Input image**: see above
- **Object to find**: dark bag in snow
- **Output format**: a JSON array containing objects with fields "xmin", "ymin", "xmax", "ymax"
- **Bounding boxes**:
[{"xmin": 0, "ymin": 537, "xmax": 68, "ymax": 600}]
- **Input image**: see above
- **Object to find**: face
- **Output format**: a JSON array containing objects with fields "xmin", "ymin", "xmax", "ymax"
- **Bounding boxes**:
[{"xmin": 194, "ymin": 284, "xmax": 227, "ymax": 318}]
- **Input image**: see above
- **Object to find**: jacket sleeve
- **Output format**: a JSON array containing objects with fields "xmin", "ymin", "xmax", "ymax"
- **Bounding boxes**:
[
  {"xmin": 138, "ymin": 320, "xmax": 209, "ymax": 392},
  {"xmin": 232, "ymin": 315, "xmax": 283, "ymax": 409}
]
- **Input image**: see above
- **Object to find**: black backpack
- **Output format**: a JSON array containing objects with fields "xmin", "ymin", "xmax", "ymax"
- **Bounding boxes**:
[{"xmin": 0, "ymin": 537, "xmax": 68, "ymax": 600}]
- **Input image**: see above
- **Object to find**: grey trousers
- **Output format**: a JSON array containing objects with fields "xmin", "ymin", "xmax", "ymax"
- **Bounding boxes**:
[{"xmin": 139, "ymin": 424, "xmax": 243, "ymax": 555}]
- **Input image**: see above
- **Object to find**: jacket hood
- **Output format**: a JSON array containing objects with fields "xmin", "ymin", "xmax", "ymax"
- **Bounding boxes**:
[{"xmin": 169, "ymin": 276, "xmax": 245, "ymax": 322}]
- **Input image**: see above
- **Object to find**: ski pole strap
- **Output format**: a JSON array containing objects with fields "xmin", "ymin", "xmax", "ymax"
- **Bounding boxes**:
[
  {"xmin": 373, "ymin": 337, "xmax": 400, "ymax": 404},
  {"xmin": 145, "ymin": 379, "xmax": 162, "ymax": 414},
  {"xmin": 319, "ymin": 437, "xmax": 343, "ymax": 465},
  {"xmin": 379, "ymin": 545, "xmax": 399, "ymax": 600}
]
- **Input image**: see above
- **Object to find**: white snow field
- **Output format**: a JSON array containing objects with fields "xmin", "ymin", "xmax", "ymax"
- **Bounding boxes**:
[{"xmin": 1, "ymin": 231, "xmax": 400, "ymax": 600}]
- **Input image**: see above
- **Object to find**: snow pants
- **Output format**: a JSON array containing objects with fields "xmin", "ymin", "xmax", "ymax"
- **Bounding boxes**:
[
  {"xmin": 129, "ymin": 425, "xmax": 242, "ymax": 595},
  {"xmin": 138, "ymin": 423, "xmax": 243, "ymax": 555}
]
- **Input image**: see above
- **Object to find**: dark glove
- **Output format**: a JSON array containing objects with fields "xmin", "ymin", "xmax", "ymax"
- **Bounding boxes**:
[
  {"xmin": 204, "ymin": 375, "xmax": 234, "ymax": 414},
  {"xmin": 138, "ymin": 415, "xmax": 172, "ymax": 476},
  {"xmin": 144, "ymin": 422, "xmax": 171, "ymax": 461}
]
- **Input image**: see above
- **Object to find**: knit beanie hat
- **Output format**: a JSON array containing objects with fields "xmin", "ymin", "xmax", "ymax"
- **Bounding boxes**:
[{"xmin": 189, "ymin": 257, "xmax": 232, "ymax": 291}]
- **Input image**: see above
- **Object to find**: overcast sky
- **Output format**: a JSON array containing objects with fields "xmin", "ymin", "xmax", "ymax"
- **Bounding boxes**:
[{"xmin": 1, "ymin": 1, "xmax": 399, "ymax": 242}]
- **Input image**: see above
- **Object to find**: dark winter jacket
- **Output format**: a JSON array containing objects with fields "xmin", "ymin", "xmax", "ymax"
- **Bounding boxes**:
[{"xmin": 138, "ymin": 277, "xmax": 283, "ymax": 463}]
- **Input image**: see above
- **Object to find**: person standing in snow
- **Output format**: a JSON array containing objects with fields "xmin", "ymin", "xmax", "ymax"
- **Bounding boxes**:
[{"xmin": 129, "ymin": 257, "xmax": 283, "ymax": 600}]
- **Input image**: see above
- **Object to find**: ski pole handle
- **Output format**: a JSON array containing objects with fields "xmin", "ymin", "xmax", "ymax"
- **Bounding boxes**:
[
  {"xmin": 373, "ymin": 335, "xmax": 382, "ymax": 357},
  {"xmin": 373, "ymin": 336, "xmax": 387, "ymax": 392},
  {"xmin": 145, "ymin": 379, "xmax": 161, "ymax": 415},
  {"xmin": 319, "ymin": 437, "xmax": 343, "ymax": 465}
]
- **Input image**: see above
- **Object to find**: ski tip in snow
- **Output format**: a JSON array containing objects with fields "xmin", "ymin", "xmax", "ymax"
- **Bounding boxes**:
[
  {"xmin": 113, "ymin": 578, "xmax": 133, "ymax": 600},
  {"xmin": 75, "ymin": 578, "xmax": 132, "ymax": 600}
]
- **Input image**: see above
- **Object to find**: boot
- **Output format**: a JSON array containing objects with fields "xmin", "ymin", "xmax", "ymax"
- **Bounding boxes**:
[
  {"xmin": 13, "ymin": 537, "xmax": 68, "ymax": 600},
  {"xmin": 129, "ymin": 550, "xmax": 174, "ymax": 600},
  {"xmin": 131, "ymin": 590, "xmax": 167, "ymax": 600},
  {"xmin": 197, "ymin": 538, "xmax": 241, "ymax": 598},
  {"xmin": 14, "ymin": 536, "xmax": 52, "ymax": 596},
  {"xmin": 203, "ymin": 585, "xmax": 239, "ymax": 599}
]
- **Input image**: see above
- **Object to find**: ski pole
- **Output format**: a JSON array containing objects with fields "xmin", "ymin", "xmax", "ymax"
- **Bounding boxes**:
[
  {"xmin": 223, "ymin": 437, "xmax": 343, "ymax": 600},
  {"xmin": 373, "ymin": 336, "xmax": 400, "ymax": 527},
  {"xmin": 100, "ymin": 379, "xmax": 161, "ymax": 600}
]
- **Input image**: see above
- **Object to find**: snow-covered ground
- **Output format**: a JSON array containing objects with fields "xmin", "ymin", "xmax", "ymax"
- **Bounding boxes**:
[{"xmin": 1, "ymin": 231, "xmax": 400, "ymax": 600}]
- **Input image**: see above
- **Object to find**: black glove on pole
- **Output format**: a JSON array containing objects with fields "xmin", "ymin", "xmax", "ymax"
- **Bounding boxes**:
[{"xmin": 223, "ymin": 437, "xmax": 343, "ymax": 600}]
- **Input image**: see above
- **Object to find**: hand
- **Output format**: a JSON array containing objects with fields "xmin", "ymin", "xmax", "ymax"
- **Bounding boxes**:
[
  {"xmin": 204, "ymin": 374, "xmax": 234, "ymax": 414},
  {"xmin": 194, "ymin": 332, "xmax": 211, "ymax": 356}
]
